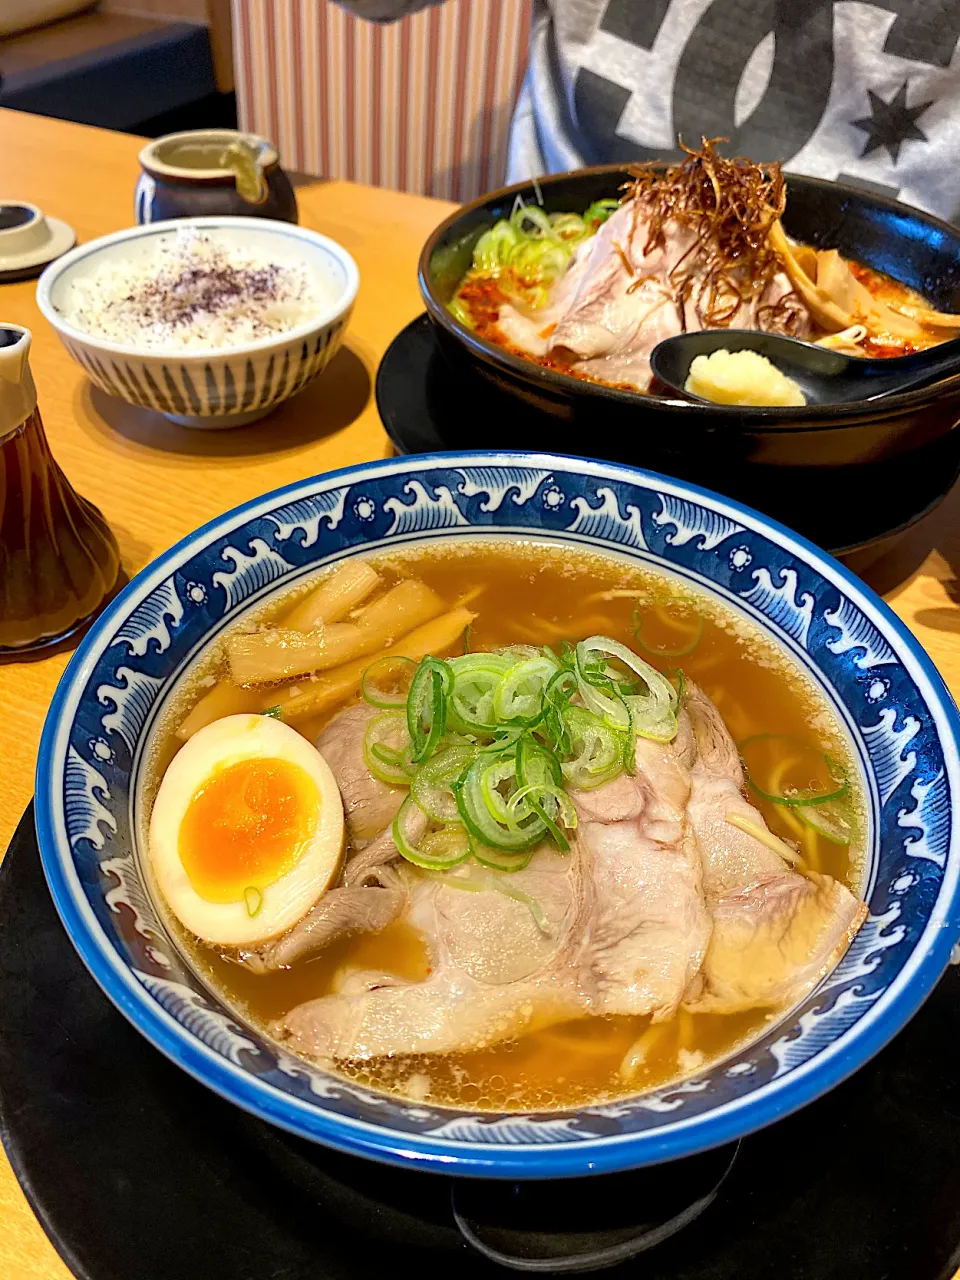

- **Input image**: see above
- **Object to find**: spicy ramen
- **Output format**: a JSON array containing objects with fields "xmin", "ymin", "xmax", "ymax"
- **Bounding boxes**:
[{"xmin": 448, "ymin": 140, "xmax": 960, "ymax": 396}]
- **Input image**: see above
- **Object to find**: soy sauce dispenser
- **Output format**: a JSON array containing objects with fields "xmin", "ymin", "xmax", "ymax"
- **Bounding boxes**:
[{"xmin": 0, "ymin": 325, "xmax": 119, "ymax": 649}]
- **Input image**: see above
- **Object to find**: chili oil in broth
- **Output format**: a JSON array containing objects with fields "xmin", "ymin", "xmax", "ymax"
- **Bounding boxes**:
[
  {"xmin": 157, "ymin": 540, "xmax": 864, "ymax": 1112},
  {"xmin": 458, "ymin": 260, "xmax": 936, "ymax": 377}
]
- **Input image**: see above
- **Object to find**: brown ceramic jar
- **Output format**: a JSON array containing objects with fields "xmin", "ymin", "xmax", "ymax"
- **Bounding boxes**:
[
  {"xmin": 135, "ymin": 129, "xmax": 299, "ymax": 226},
  {"xmin": 0, "ymin": 326, "xmax": 119, "ymax": 650}
]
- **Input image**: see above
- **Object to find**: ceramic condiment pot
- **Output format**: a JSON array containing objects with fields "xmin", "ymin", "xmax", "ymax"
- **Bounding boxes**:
[
  {"xmin": 135, "ymin": 129, "xmax": 299, "ymax": 225},
  {"xmin": 0, "ymin": 326, "xmax": 119, "ymax": 649},
  {"xmin": 0, "ymin": 201, "xmax": 75, "ymax": 282}
]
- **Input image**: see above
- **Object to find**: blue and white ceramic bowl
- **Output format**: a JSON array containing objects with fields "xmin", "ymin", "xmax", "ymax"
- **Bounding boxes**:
[
  {"xmin": 35, "ymin": 452, "xmax": 960, "ymax": 1177},
  {"xmin": 36, "ymin": 217, "xmax": 358, "ymax": 429}
]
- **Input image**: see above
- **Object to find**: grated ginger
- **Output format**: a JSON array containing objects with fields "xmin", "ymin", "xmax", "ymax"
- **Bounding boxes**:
[{"xmin": 685, "ymin": 348, "xmax": 806, "ymax": 407}]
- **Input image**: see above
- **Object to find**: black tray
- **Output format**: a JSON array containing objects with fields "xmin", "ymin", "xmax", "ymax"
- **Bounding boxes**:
[
  {"xmin": 3, "ymin": 805, "xmax": 960, "ymax": 1278},
  {"xmin": 376, "ymin": 315, "xmax": 960, "ymax": 560}
]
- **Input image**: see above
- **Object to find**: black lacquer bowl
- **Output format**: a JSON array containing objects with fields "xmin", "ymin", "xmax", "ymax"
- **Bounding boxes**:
[{"xmin": 418, "ymin": 169, "xmax": 960, "ymax": 518}]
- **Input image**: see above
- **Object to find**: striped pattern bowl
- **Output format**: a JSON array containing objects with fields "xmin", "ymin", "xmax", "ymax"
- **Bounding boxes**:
[{"xmin": 36, "ymin": 218, "xmax": 359, "ymax": 429}]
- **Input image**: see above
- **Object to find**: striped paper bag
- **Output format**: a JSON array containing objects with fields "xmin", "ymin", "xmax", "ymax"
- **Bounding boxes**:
[{"xmin": 233, "ymin": 0, "xmax": 532, "ymax": 200}]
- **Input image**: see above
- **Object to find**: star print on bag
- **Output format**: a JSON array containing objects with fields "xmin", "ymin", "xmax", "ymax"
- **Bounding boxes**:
[{"xmin": 851, "ymin": 83, "xmax": 935, "ymax": 165}]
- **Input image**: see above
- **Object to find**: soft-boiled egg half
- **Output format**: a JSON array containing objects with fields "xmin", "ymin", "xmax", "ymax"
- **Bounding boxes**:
[{"xmin": 149, "ymin": 713, "xmax": 344, "ymax": 946}]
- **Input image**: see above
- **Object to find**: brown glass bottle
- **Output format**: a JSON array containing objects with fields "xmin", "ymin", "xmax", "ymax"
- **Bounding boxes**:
[{"xmin": 0, "ymin": 326, "xmax": 119, "ymax": 650}]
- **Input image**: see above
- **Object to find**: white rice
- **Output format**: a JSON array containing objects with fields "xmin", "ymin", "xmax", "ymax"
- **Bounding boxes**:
[{"xmin": 62, "ymin": 228, "xmax": 333, "ymax": 350}]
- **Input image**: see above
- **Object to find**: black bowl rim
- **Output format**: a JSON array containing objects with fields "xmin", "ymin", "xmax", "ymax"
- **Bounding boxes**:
[{"xmin": 418, "ymin": 165, "xmax": 960, "ymax": 429}]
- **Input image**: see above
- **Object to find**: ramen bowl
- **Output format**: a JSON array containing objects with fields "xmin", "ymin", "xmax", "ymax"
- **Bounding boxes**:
[
  {"xmin": 35, "ymin": 451, "xmax": 960, "ymax": 1176},
  {"xmin": 36, "ymin": 217, "xmax": 358, "ymax": 429},
  {"xmin": 419, "ymin": 172, "xmax": 960, "ymax": 547}
]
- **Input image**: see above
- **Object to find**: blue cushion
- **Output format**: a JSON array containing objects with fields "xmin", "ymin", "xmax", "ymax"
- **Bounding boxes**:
[{"xmin": 0, "ymin": 22, "xmax": 215, "ymax": 129}]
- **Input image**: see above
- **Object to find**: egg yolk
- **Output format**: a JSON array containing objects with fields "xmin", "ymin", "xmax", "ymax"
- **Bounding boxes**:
[{"xmin": 178, "ymin": 757, "xmax": 320, "ymax": 903}]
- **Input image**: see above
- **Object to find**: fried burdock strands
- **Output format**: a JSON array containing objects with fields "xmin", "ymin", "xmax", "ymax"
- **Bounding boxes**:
[{"xmin": 623, "ymin": 137, "xmax": 805, "ymax": 333}]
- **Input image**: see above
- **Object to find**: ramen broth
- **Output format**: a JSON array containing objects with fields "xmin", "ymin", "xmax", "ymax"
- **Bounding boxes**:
[{"xmin": 151, "ymin": 540, "xmax": 863, "ymax": 1111}]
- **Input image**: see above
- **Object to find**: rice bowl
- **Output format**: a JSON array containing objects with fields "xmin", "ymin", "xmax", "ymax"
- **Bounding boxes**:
[{"xmin": 37, "ymin": 217, "xmax": 359, "ymax": 428}]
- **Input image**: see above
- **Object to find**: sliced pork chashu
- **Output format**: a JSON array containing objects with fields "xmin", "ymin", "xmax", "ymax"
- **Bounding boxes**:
[
  {"xmin": 272, "ymin": 845, "xmax": 585, "ymax": 1060},
  {"xmin": 243, "ymin": 871, "xmax": 406, "ymax": 973},
  {"xmin": 683, "ymin": 682, "xmax": 866, "ymax": 1014},
  {"xmin": 243, "ymin": 704, "xmax": 410, "ymax": 972},
  {"xmin": 573, "ymin": 721, "xmax": 711, "ymax": 1020},
  {"xmin": 317, "ymin": 702, "xmax": 406, "ymax": 846},
  {"xmin": 500, "ymin": 176, "xmax": 812, "ymax": 392},
  {"xmin": 272, "ymin": 730, "xmax": 713, "ymax": 1061},
  {"xmin": 268, "ymin": 683, "xmax": 865, "ymax": 1060}
]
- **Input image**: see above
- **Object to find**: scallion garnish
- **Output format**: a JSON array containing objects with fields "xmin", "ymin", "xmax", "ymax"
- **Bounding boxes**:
[
  {"xmin": 458, "ymin": 200, "xmax": 621, "ymax": 312},
  {"xmin": 361, "ymin": 636, "xmax": 678, "ymax": 872},
  {"xmin": 739, "ymin": 733, "xmax": 848, "ymax": 808}
]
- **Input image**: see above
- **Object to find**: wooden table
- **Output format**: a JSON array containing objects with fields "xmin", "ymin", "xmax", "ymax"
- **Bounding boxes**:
[
  {"xmin": 2, "ymin": 107, "xmax": 960, "ymax": 1279},
  {"xmin": 0, "ymin": 106, "xmax": 455, "ymax": 1280}
]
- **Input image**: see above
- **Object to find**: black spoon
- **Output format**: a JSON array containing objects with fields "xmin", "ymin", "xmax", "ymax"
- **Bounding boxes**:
[{"xmin": 650, "ymin": 328, "xmax": 960, "ymax": 407}]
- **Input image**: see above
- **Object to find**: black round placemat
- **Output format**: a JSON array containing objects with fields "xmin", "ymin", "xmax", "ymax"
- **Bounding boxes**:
[
  {"xmin": 4, "ymin": 803, "xmax": 960, "ymax": 1280},
  {"xmin": 375, "ymin": 314, "xmax": 960, "ymax": 560}
]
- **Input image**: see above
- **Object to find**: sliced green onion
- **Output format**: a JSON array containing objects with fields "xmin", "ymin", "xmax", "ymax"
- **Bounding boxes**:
[
  {"xmin": 555, "ymin": 641, "xmax": 577, "ymax": 670},
  {"xmin": 625, "ymin": 694, "xmax": 678, "ymax": 744},
  {"xmin": 516, "ymin": 736, "xmax": 573, "ymax": 850},
  {"xmin": 740, "ymin": 734, "xmax": 848, "ymax": 808},
  {"xmin": 583, "ymin": 198, "xmax": 620, "ymax": 228},
  {"xmin": 473, "ymin": 220, "xmax": 519, "ymax": 271},
  {"xmin": 261, "ymin": 705, "xmax": 282, "ymax": 719},
  {"xmin": 797, "ymin": 799, "xmax": 857, "ymax": 845},
  {"xmin": 509, "ymin": 238, "xmax": 572, "ymax": 284},
  {"xmin": 244, "ymin": 886, "xmax": 263, "ymax": 917},
  {"xmin": 509, "ymin": 782, "xmax": 576, "ymax": 852},
  {"xmin": 446, "ymin": 652, "xmax": 514, "ymax": 734},
  {"xmin": 407, "ymin": 657, "xmax": 453, "ymax": 764},
  {"xmin": 361, "ymin": 655, "xmax": 417, "ymax": 709},
  {"xmin": 493, "ymin": 653, "xmax": 559, "ymax": 727},
  {"xmin": 574, "ymin": 644, "xmax": 631, "ymax": 732},
  {"xmin": 561, "ymin": 706, "xmax": 625, "ymax": 791},
  {"xmin": 447, "ymin": 296, "xmax": 473, "ymax": 328},
  {"xmin": 392, "ymin": 796, "xmax": 470, "ymax": 870},
  {"xmin": 541, "ymin": 667, "xmax": 578, "ymax": 757},
  {"xmin": 516, "ymin": 733, "xmax": 562, "ymax": 789},
  {"xmin": 622, "ymin": 725, "xmax": 637, "ymax": 775},
  {"xmin": 631, "ymin": 603, "xmax": 704, "ymax": 658},
  {"xmin": 455, "ymin": 752, "xmax": 546, "ymax": 851},
  {"xmin": 472, "ymin": 843, "xmax": 536, "ymax": 873},
  {"xmin": 363, "ymin": 711, "xmax": 413, "ymax": 787},
  {"xmin": 412, "ymin": 744, "xmax": 476, "ymax": 823},
  {"xmin": 418, "ymin": 826, "xmax": 473, "ymax": 863},
  {"xmin": 479, "ymin": 752, "xmax": 524, "ymax": 829},
  {"xmin": 579, "ymin": 636, "xmax": 679, "ymax": 708},
  {"xmin": 510, "ymin": 205, "xmax": 554, "ymax": 238},
  {"xmin": 477, "ymin": 726, "xmax": 527, "ymax": 756},
  {"xmin": 359, "ymin": 631, "xmax": 691, "ymax": 863},
  {"xmin": 575, "ymin": 635, "xmax": 678, "ymax": 742},
  {"xmin": 459, "ymin": 198, "xmax": 620, "ymax": 316},
  {"xmin": 667, "ymin": 667, "xmax": 687, "ymax": 704},
  {"xmin": 550, "ymin": 212, "xmax": 587, "ymax": 241}
]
